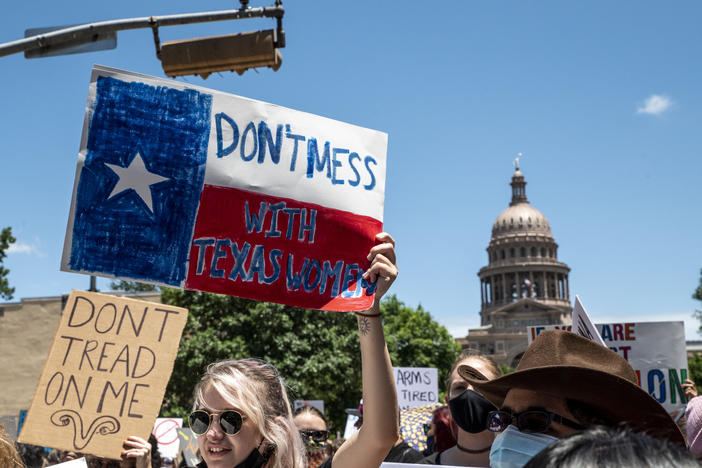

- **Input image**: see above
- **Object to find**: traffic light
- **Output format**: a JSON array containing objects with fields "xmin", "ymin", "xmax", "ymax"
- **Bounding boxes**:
[{"xmin": 159, "ymin": 29, "xmax": 282, "ymax": 79}]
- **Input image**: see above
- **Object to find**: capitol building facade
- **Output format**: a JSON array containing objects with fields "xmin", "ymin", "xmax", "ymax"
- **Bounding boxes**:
[{"xmin": 458, "ymin": 163, "xmax": 572, "ymax": 367}]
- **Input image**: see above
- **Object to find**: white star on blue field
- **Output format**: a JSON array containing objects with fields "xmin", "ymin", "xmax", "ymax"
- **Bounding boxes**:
[{"xmin": 105, "ymin": 152, "xmax": 170, "ymax": 214}]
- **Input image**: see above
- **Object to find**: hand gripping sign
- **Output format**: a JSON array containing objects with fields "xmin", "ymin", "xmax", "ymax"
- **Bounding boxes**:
[{"xmin": 62, "ymin": 66, "xmax": 388, "ymax": 311}]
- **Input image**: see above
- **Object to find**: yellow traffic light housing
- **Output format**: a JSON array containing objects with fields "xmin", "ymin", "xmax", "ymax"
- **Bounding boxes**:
[{"xmin": 159, "ymin": 29, "xmax": 282, "ymax": 79}]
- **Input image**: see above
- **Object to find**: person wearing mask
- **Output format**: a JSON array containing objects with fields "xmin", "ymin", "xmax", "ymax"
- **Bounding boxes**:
[
  {"xmin": 420, "ymin": 350, "xmax": 502, "ymax": 466},
  {"xmin": 190, "ymin": 233, "xmax": 399, "ymax": 468},
  {"xmin": 293, "ymin": 406, "xmax": 331, "ymax": 468},
  {"xmin": 460, "ymin": 330, "xmax": 685, "ymax": 468}
]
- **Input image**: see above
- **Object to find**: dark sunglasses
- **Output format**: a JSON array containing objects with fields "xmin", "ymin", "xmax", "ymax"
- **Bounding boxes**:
[
  {"xmin": 189, "ymin": 409, "xmax": 246, "ymax": 436},
  {"xmin": 487, "ymin": 410, "xmax": 585, "ymax": 434},
  {"xmin": 299, "ymin": 429, "xmax": 330, "ymax": 443}
]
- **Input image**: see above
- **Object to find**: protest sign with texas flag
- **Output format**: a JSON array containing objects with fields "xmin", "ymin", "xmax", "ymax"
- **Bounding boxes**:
[{"xmin": 62, "ymin": 66, "xmax": 388, "ymax": 311}]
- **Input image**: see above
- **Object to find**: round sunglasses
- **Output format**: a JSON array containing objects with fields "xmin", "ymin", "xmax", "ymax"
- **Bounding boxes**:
[
  {"xmin": 189, "ymin": 409, "xmax": 246, "ymax": 436},
  {"xmin": 487, "ymin": 410, "xmax": 585, "ymax": 434}
]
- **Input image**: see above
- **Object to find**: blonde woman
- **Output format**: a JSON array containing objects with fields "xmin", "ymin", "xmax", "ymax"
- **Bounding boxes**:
[
  {"xmin": 0, "ymin": 424, "xmax": 24, "ymax": 468},
  {"xmin": 189, "ymin": 233, "xmax": 399, "ymax": 468}
]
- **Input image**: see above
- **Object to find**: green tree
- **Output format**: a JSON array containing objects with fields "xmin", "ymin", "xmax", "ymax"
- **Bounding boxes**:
[
  {"xmin": 688, "ymin": 355, "xmax": 702, "ymax": 393},
  {"xmin": 381, "ymin": 295, "xmax": 460, "ymax": 396},
  {"xmin": 689, "ymin": 270, "xmax": 702, "ymax": 394},
  {"xmin": 110, "ymin": 280, "xmax": 160, "ymax": 292},
  {"xmin": 0, "ymin": 227, "xmax": 17, "ymax": 300},
  {"xmin": 159, "ymin": 291, "xmax": 459, "ymax": 431},
  {"xmin": 693, "ymin": 269, "xmax": 702, "ymax": 335}
]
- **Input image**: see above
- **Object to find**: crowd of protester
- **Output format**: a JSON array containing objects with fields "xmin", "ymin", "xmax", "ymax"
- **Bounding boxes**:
[{"xmin": 3, "ymin": 234, "xmax": 702, "ymax": 467}]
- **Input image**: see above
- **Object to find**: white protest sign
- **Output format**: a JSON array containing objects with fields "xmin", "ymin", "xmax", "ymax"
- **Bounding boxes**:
[
  {"xmin": 51, "ymin": 458, "xmax": 88, "ymax": 468},
  {"xmin": 152, "ymin": 417, "xmax": 182, "ymax": 459},
  {"xmin": 528, "ymin": 321, "xmax": 688, "ymax": 410},
  {"xmin": 62, "ymin": 65, "xmax": 388, "ymax": 312},
  {"xmin": 381, "ymin": 463, "xmax": 469, "ymax": 468},
  {"xmin": 176, "ymin": 427, "xmax": 200, "ymax": 468},
  {"xmin": 571, "ymin": 296, "xmax": 606, "ymax": 346},
  {"xmin": 342, "ymin": 414, "xmax": 359, "ymax": 440},
  {"xmin": 393, "ymin": 367, "xmax": 438, "ymax": 409}
]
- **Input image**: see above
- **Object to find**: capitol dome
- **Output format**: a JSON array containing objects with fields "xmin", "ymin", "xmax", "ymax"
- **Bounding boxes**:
[
  {"xmin": 463, "ymin": 161, "xmax": 573, "ymax": 368},
  {"xmin": 492, "ymin": 203, "xmax": 552, "ymax": 239}
]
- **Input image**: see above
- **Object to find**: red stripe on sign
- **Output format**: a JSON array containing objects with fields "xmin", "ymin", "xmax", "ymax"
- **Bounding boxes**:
[{"xmin": 185, "ymin": 184, "xmax": 382, "ymax": 311}]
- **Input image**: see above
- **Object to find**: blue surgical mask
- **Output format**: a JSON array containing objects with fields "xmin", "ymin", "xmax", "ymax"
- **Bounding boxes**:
[{"xmin": 489, "ymin": 425, "xmax": 558, "ymax": 468}]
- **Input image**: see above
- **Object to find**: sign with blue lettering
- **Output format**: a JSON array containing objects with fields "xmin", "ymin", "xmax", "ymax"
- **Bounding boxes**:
[
  {"xmin": 528, "ymin": 321, "xmax": 687, "ymax": 411},
  {"xmin": 62, "ymin": 66, "xmax": 388, "ymax": 312}
]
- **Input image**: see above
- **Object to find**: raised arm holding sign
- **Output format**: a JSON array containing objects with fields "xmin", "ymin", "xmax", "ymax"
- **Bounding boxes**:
[{"xmin": 186, "ymin": 234, "xmax": 399, "ymax": 468}]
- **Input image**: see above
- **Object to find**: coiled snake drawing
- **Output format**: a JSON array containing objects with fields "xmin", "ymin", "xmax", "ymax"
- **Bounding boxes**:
[{"xmin": 50, "ymin": 410, "xmax": 120, "ymax": 450}]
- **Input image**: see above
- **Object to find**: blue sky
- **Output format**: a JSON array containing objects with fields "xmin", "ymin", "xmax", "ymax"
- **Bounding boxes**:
[{"xmin": 1, "ymin": 1, "xmax": 701, "ymax": 339}]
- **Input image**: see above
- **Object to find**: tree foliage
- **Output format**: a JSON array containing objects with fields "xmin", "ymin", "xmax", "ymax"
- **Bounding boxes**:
[
  {"xmin": 693, "ymin": 269, "xmax": 702, "ymax": 335},
  {"xmin": 0, "ymin": 227, "xmax": 16, "ymax": 300},
  {"xmin": 688, "ymin": 355, "xmax": 702, "ymax": 394},
  {"xmin": 110, "ymin": 280, "xmax": 160, "ymax": 292},
  {"xmin": 159, "ymin": 291, "xmax": 459, "ymax": 431}
]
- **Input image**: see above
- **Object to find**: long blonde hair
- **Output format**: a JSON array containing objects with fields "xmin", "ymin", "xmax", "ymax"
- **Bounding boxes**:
[
  {"xmin": 193, "ymin": 359, "xmax": 305, "ymax": 468},
  {"xmin": 0, "ymin": 424, "xmax": 24, "ymax": 468}
]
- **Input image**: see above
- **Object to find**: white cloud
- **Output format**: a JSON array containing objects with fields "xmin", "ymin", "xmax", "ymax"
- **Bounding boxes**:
[
  {"xmin": 7, "ymin": 240, "xmax": 43, "ymax": 257},
  {"xmin": 636, "ymin": 94, "xmax": 672, "ymax": 115}
]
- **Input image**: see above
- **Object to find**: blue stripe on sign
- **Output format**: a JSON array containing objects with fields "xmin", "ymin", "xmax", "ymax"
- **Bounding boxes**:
[{"xmin": 69, "ymin": 76, "xmax": 212, "ymax": 285}]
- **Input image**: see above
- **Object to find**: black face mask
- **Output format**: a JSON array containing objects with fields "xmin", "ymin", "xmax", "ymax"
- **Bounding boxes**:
[
  {"xmin": 448, "ymin": 388, "xmax": 496, "ymax": 433},
  {"xmin": 233, "ymin": 440, "xmax": 270, "ymax": 468},
  {"xmin": 231, "ymin": 448, "xmax": 266, "ymax": 468}
]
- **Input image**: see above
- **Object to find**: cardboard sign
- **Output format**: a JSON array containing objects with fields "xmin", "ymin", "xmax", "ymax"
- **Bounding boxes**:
[
  {"xmin": 152, "ymin": 417, "xmax": 182, "ymax": 459},
  {"xmin": 528, "ymin": 321, "xmax": 687, "ymax": 410},
  {"xmin": 62, "ymin": 65, "xmax": 388, "ymax": 312},
  {"xmin": 393, "ymin": 367, "xmax": 438, "ymax": 410},
  {"xmin": 18, "ymin": 291, "xmax": 187, "ymax": 459},
  {"xmin": 176, "ymin": 427, "xmax": 200, "ymax": 468}
]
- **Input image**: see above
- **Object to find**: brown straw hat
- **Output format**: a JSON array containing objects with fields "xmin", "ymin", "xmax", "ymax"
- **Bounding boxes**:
[{"xmin": 457, "ymin": 330, "xmax": 684, "ymax": 446}]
